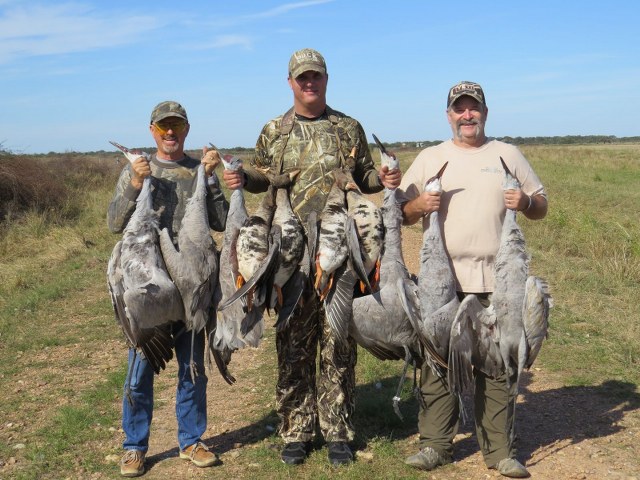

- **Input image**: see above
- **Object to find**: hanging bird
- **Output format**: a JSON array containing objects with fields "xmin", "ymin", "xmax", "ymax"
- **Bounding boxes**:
[
  {"xmin": 339, "ymin": 145, "xmax": 384, "ymax": 295},
  {"xmin": 107, "ymin": 141, "xmax": 184, "ymax": 374},
  {"xmin": 314, "ymin": 168, "xmax": 357, "ymax": 299},
  {"xmin": 350, "ymin": 185, "xmax": 421, "ymax": 362},
  {"xmin": 274, "ymin": 211, "xmax": 318, "ymax": 331},
  {"xmin": 210, "ymin": 152, "xmax": 264, "ymax": 384},
  {"xmin": 158, "ymin": 163, "xmax": 219, "ymax": 381},
  {"xmin": 218, "ymin": 185, "xmax": 280, "ymax": 312},
  {"xmin": 344, "ymin": 157, "xmax": 384, "ymax": 295},
  {"xmin": 270, "ymin": 173, "xmax": 305, "ymax": 310},
  {"xmin": 407, "ymin": 162, "xmax": 456, "ymax": 379},
  {"xmin": 448, "ymin": 157, "xmax": 552, "ymax": 404}
]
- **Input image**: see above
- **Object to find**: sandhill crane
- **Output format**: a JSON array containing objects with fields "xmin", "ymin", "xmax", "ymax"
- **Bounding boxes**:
[
  {"xmin": 407, "ymin": 162, "xmax": 456, "ymax": 379},
  {"xmin": 158, "ymin": 163, "xmax": 219, "ymax": 382},
  {"xmin": 447, "ymin": 157, "xmax": 552, "ymax": 442},
  {"xmin": 107, "ymin": 141, "xmax": 184, "ymax": 376}
]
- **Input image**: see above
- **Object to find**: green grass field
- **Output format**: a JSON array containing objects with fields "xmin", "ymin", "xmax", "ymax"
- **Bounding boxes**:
[{"xmin": 0, "ymin": 144, "xmax": 638, "ymax": 478}]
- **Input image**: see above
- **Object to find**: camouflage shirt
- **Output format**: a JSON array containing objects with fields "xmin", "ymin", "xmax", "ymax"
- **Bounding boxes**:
[
  {"xmin": 107, "ymin": 155, "xmax": 228, "ymax": 242},
  {"xmin": 244, "ymin": 106, "xmax": 383, "ymax": 225}
]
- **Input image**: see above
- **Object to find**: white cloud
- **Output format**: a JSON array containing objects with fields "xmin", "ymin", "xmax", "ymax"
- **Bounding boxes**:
[
  {"xmin": 247, "ymin": 0, "xmax": 335, "ymax": 19},
  {"xmin": 0, "ymin": 3, "xmax": 162, "ymax": 64},
  {"xmin": 194, "ymin": 34, "xmax": 253, "ymax": 50}
]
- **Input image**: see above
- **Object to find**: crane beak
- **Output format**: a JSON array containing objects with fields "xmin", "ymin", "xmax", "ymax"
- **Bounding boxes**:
[
  {"xmin": 372, "ymin": 133, "xmax": 396, "ymax": 159},
  {"xmin": 499, "ymin": 156, "xmax": 513, "ymax": 177},
  {"xmin": 425, "ymin": 161, "xmax": 449, "ymax": 185}
]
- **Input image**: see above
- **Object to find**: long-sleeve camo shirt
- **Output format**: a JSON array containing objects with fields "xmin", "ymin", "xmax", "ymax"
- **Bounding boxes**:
[
  {"xmin": 243, "ymin": 106, "xmax": 383, "ymax": 225},
  {"xmin": 107, "ymin": 155, "xmax": 228, "ymax": 242}
]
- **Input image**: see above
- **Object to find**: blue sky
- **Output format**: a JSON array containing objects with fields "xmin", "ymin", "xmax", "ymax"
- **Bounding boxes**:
[{"xmin": 1, "ymin": 0, "xmax": 638, "ymax": 154}]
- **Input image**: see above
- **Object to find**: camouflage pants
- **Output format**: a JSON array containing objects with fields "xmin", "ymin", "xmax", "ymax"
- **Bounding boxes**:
[{"xmin": 275, "ymin": 286, "xmax": 356, "ymax": 443}]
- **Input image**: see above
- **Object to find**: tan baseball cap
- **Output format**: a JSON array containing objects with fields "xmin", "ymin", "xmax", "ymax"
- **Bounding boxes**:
[{"xmin": 288, "ymin": 48, "xmax": 327, "ymax": 78}]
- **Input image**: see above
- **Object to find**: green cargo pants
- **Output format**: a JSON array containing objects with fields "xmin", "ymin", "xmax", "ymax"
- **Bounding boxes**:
[{"xmin": 416, "ymin": 292, "xmax": 519, "ymax": 468}]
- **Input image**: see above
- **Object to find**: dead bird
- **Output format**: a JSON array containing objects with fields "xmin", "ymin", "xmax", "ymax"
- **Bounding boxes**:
[
  {"xmin": 158, "ymin": 163, "xmax": 219, "ymax": 381},
  {"xmin": 448, "ymin": 158, "xmax": 552, "ymax": 438},
  {"xmin": 270, "ymin": 171, "xmax": 305, "ymax": 310},
  {"xmin": 350, "ymin": 185, "xmax": 421, "ymax": 362},
  {"xmin": 210, "ymin": 153, "xmax": 265, "ymax": 384},
  {"xmin": 408, "ymin": 162, "xmax": 456, "ymax": 379},
  {"xmin": 220, "ymin": 185, "xmax": 279, "ymax": 312},
  {"xmin": 314, "ymin": 168, "xmax": 358, "ymax": 299},
  {"xmin": 107, "ymin": 143, "xmax": 184, "ymax": 375},
  {"xmin": 345, "ymin": 181, "xmax": 384, "ymax": 294}
]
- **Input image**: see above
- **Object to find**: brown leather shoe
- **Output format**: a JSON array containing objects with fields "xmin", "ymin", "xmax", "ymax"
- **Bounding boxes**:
[
  {"xmin": 120, "ymin": 450, "xmax": 145, "ymax": 477},
  {"xmin": 179, "ymin": 442, "xmax": 220, "ymax": 468}
]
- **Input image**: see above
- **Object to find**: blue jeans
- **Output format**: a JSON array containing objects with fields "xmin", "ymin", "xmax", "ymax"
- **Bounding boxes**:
[{"xmin": 122, "ymin": 325, "xmax": 208, "ymax": 452}]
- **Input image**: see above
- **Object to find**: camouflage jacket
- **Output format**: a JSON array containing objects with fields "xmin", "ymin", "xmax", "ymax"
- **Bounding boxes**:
[
  {"xmin": 244, "ymin": 106, "xmax": 383, "ymax": 224},
  {"xmin": 107, "ymin": 155, "xmax": 228, "ymax": 242}
]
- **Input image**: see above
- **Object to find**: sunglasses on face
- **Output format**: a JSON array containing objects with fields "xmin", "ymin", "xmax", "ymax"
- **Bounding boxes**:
[{"xmin": 153, "ymin": 120, "xmax": 187, "ymax": 135}]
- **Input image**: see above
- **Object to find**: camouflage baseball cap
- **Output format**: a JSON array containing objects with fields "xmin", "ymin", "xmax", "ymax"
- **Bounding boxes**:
[
  {"xmin": 150, "ymin": 101, "xmax": 188, "ymax": 124},
  {"xmin": 288, "ymin": 48, "xmax": 327, "ymax": 78},
  {"xmin": 447, "ymin": 81, "xmax": 486, "ymax": 108}
]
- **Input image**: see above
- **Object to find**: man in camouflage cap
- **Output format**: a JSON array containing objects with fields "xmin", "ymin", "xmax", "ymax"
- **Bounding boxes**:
[
  {"xmin": 108, "ymin": 100, "xmax": 229, "ymax": 477},
  {"xmin": 223, "ymin": 48, "xmax": 402, "ymax": 466}
]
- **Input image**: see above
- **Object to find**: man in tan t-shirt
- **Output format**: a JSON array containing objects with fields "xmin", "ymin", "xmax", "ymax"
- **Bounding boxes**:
[{"xmin": 398, "ymin": 81, "xmax": 548, "ymax": 478}]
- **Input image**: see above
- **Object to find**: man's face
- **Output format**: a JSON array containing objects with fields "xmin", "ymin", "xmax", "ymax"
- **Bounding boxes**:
[
  {"xmin": 150, "ymin": 116, "xmax": 189, "ymax": 158},
  {"xmin": 288, "ymin": 70, "xmax": 328, "ymax": 112},
  {"xmin": 447, "ymin": 96, "xmax": 488, "ymax": 147}
]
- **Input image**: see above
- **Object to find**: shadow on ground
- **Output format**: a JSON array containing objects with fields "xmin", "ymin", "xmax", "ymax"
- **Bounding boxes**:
[
  {"xmin": 451, "ymin": 374, "xmax": 640, "ymax": 464},
  {"xmin": 143, "ymin": 372, "xmax": 639, "ymax": 470}
]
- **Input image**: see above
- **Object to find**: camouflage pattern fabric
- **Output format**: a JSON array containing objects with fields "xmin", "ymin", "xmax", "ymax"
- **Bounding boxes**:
[
  {"xmin": 250, "ymin": 106, "xmax": 380, "ymax": 443},
  {"xmin": 107, "ymin": 155, "xmax": 228, "ymax": 239},
  {"xmin": 275, "ymin": 283, "xmax": 356, "ymax": 443},
  {"xmin": 249, "ymin": 106, "xmax": 382, "ymax": 230}
]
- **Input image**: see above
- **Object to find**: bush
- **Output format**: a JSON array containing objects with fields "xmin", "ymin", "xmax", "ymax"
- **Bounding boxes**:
[
  {"xmin": 0, "ymin": 155, "xmax": 68, "ymax": 221},
  {"xmin": 0, "ymin": 153, "xmax": 121, "ymax": 222}
]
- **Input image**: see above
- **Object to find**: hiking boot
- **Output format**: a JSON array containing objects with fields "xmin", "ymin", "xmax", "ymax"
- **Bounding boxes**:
[
  {"xmin": 120, "ymin": 450, "xmax": 145, "ymax": 477},
  {"xmin": 179, "ymin": 442, "xmax": 219, "ymax": 468},
  {"xmin": 404, "ymin": 446, "xmax": 451, "ymax": 471},
  {"xmin": 495, "ymin": 458, "xmax": 530, "ymax": 478},
  {"xmin": 281, "ymin": 441, "xmax": 311, "ymax": 465},
  {"xmin": 327, "ymin": 442, "xmax": 353, "ymax": 466}
]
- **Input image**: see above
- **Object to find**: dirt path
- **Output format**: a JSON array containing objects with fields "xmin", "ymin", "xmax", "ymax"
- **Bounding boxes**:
[{"xmin": 116, "ymin": 225, "xmax": 640, "ymax": 479}]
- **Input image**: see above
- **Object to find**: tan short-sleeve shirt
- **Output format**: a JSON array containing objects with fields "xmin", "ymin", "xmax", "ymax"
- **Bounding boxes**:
[{"xmin": 397, "ymin": 139, "xmax": 546, "ymax": 292}]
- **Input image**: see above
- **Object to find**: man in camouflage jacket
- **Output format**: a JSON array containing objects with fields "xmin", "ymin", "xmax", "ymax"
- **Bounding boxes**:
[{"xmin": 223, "ymin": 48, "xmax": 401, "ymax": 466}]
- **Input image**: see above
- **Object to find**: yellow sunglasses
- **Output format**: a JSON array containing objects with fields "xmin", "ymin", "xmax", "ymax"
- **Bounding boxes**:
[{"xmin": 153, "ymin": 120, "xmax": 187, "ymax": 135}]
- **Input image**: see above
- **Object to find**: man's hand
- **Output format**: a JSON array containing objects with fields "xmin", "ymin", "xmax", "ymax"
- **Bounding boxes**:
[
  {"xmin": 201, "ymin": 146, "xmax": 222, "ymax": 176},
  {"xmin": 223, "ymin": 166, "xmax": 245, "ymax": 190},
  {"xmin": 130, "ymin": 156, "xmax": 151, "ymax": 190},
  {"xmin": 401, "ymin": 191, "xmax": 441, "ymax": 225},
  {"xmin": 379, "ymin": 165, "xmax": 402, "ymax": 189},
  {"xmin": 504, "ymin": 189, "xmax": 528, "ymax": 211}
]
